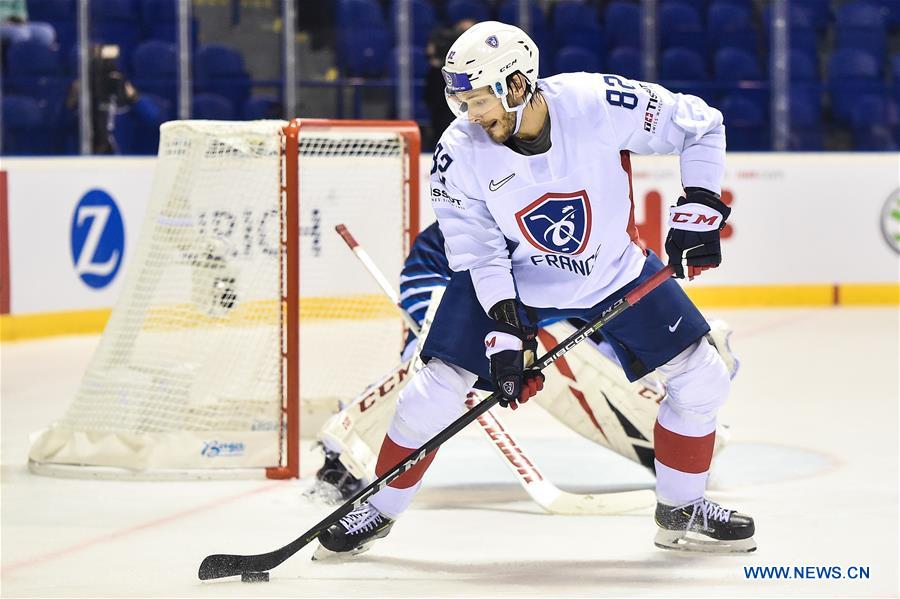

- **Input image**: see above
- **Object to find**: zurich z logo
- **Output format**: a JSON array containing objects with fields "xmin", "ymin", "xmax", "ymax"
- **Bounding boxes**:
[
  {"xmin": 515, "ymin": 190, "xmax": 592, "ymax": 255},
  {"xmin": 70, "ymin": 189, "xmax": 125, "ymax": 289}
]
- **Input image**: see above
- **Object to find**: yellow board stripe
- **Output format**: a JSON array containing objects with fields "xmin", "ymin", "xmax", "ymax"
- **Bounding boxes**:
[{"xmin": 2, "ymin": 285, "xmax": 898, "ymax": 342}]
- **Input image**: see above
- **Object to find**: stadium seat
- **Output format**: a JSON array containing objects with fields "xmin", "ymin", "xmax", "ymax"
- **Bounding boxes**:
[
  {"xmin": 891, "ymin": 54, "xmax": 900, "ymax": 102},
  {"xmin": 607, "ymin": 46, "xmax": 641, "ymax": 80},
  {"xmin": 552, "ymin": 2, "xmax": 605, "ymax": 55},
  {"xmin": 604, "ymin": 1, "xmax": 641, "ymax": 50},
  {"xmin": 339, "ymin": 27, "xmax": 391, "ymax": 77},
  {"xmin": 390, "ymin": 0, "xmax": 436, "ymax": 47},
  {"xmin": 659, "ymin": 2, "xmax": 705, "ymax": 55},
  {"xmin": 714, "ymin": 47, "xmax": 765, "ymax": 114},
  {"xmin": 499, "ymin": 0, "xmax": 547, "ymax": 34},
  {"xmin": 660, "ymin": 47, "xmax": 710, "ymax": 99},
  {"xmin": 789, "ymin": 93, "xmax": 823, "ymax": 150},
  {"xmin": 850, "ymin": 95, "xmax": 898, "ymax": 150},
  {"xmin": 719, "ymin": 93, "xmax": 769, "ymax": 150},
  {"xmin": 132, "ymin": 41, "xmax": 178, "ymax": 106},
  {"xmin": 835, "ymin": 1, "xmax": 887, "ymax": 58},
  {"xmin": 660, "ymin": 0, "xmax": 707, "ymax": 12},
  {"xmin": 445, "ymin": 0, "xmax": 491, "ymax": 24},
  {"xmin": 792, "ymin": 0, "xmax": 831, "ymax": 31},
  {"xmin": 192, "ymin": 93, "xmax": 237, "ymax": 120},
  {"xmin": 4, "ymin": 39, "xmax": 68, "ymax": 124},
  {"xmin": 707, "ymin": 2, "xmax": 758, "ymax": 54},
  {"xmin": 553, "ymin": 46, "xmax": 601, "ymax": 75},
  {"xmin": 336, "ymin": 0, "xmax": 387, "ymax": 28},
  {"xmin": 194, "ymin": 43, "xmax": 251, "ymax": 109},
  {"xmin": 243, "ymin": 95, "xmax": 282, "ymax": 120},
  {"xmin": 1, "ymin": 95, "xmax": 51, "ymax": 155},
  {"xmin": 90, "ymin": 0, "xmax": 141, "ymax": 73},
  {"xmin": 27, "ymin": 0, "xmax": 77, "ymax": 56},
  {"xmin": 828, "ymin": 48, "xmax": 884, "ymax": 124},
  {"xmin": 141, "ymin": 0, "xmax": 199, "ymax": 45}
]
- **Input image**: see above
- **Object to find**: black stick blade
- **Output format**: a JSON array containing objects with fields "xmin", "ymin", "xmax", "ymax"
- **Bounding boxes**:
[{"xmin": 198, "ymin": 554, "xmax": 259, "ymax": 580}]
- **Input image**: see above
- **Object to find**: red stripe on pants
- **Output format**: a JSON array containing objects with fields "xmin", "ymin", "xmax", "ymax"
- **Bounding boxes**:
[
  {"xmin": 653, "ymin": 420, "xmax": 715, "ymax": 474},
  {"xmin": 375, "ymin": 435, "xmax": 439, "ymax": 489}
]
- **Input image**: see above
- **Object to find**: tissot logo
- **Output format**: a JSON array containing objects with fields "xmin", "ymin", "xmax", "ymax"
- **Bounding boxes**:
[
  {"xmin": 515, "ymin": 190, "xmax": 592, "ymax": 255},
  {"xmin": 70, "ymin": 189, "xmax": 125, "ymax": 289}
]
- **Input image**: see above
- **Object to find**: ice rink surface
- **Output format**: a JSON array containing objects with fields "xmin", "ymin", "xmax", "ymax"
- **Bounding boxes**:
[{"xmin": 1, "ymin": 308, "xmax": 898, "ymax": 598}]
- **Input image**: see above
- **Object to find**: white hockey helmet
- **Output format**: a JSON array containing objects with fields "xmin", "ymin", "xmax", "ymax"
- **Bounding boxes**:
[{"xmin": 442, "ymin": 21, "xmax": 539, "ymax": 120}]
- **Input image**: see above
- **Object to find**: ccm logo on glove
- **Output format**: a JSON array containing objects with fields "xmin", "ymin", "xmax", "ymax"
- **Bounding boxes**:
[{"xmin": 665, "ymin": 188, "xmax": 731, "ymax": 281}]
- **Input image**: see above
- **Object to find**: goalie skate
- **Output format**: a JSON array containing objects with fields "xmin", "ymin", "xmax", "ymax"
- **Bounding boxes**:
[
  {"xmin": 312, "ymin": 502, "xmax": 394, "ymax": 561},
  {"xmin": 654, "ymin": 498, "xmax": 756, "ymax": 553}
]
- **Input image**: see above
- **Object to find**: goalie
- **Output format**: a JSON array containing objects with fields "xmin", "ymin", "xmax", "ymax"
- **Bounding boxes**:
[{"xmin": 313, "ymin": 222, "xmax": 739, "ymax": 503}]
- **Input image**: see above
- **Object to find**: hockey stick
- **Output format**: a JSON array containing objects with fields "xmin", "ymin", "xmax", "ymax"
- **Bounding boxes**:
[
  {"xmin": 335, "ymin": 223, "xmax": 653, "ymax": 515},
  {"xmin": 198, "ymin": 264, "xmax": 673, "ymax": 580}
]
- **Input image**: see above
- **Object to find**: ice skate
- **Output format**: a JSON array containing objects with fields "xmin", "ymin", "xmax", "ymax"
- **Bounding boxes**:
[
  {"xmin": 654, "ymin": 498, "xmax": 756, "ymax": 553},
  {"xmin": 313, "ymin": 502, "xmax": 394, "ymax": 560},
  {"xmin": 311, "ymin": 444, "xmax": 365, "ymax": 503}
]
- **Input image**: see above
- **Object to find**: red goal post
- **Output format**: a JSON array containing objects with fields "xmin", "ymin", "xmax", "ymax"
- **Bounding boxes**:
[{"xmin": 272, "ymin": 119, "xmax": 420, "ymax": 479}]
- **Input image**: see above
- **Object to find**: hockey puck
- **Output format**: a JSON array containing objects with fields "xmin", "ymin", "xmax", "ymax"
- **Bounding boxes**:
[{"xmin": 241, "ymin": 572, "xmax": 269, "ymax": 583}]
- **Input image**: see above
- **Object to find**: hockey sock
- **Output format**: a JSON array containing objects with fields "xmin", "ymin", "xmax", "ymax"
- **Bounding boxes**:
[
  {"xmin": 653, "ymin": 419, "xmax": 715, "ymax": 504},
  {"xmin": 367, "ymin": 433, "xmax": 439, "ymax": 518}
]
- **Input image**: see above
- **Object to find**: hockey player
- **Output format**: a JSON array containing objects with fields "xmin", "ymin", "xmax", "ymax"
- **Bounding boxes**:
[
  {"xmin": 316, "ymin": 21, "xmax": 756, "ymax": 557},
  {"xmin": 315, "ymin": 221, "xmax": 740, "ymax": 503}
]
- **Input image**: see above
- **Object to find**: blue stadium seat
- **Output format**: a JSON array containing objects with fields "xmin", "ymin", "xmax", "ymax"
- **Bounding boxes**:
[
  {"xmin": 391, "ymin": 0, "xmax": 436, "ymax": 47},
  {"xmin": 1, "ymin": 95, "xmax": 52, "ymax": 155},
  {"xmin": 792, "ymin": 0, "xmax": 831, "ymax": 30},
  {"xmin": 789, "ymin": 93, "xmax": 823, "ymax": 150},
  {"xmin": 659, "ymin": 2, "xmax": 705, "ymax": 55},
  {"xmin": 553, "ymin": 46, "xmax": 601, "ymax": 75},
  {"xmin": 707, "ymin": 2, "xmax": 758, "ymax": 54},
  {"xmin": 789, "ymin": 50, "xmax": 822, "ymax": 124},
  {"xmin": 604, "ymin": 1, "xmax": 640, "ymax": 50},
  {"xmin": 714, "ymin": 47, "xmax": 762, "ymax": 81},
  {"xmin": 850, "ymin": 95, "xmax": 898, "ymax": 150},
  {"xmin": 499, "ymin": 1, "xmax": 552, "ymax": 75},
  {"xmin": 660, "ymin": 0, "xmax": 707, "ymax": 12},
  {"xmin": 835, "ymin": 1, "xmax": 887, "ymax": 59},
  {"xmin": 891, "ymin": 54, "xmax": 900, "ymax": 102},
  {"xmin": 132, "ymin": 40, "xmax": 178, "ymax": 106},
  {"xmin": 790, "ymin": 49, "xmax": 817, "ymax": 81},
  {"xmin": 337, "ymin": 0, "xmax": 387, "ymax": 28},
  {"xmin": 828, "ymin": 48, "xmax": 884, "ymax": 124},
  {"xmin": 192, "ymin": 93, "xmax": 237, "ymax": 120},
  {"xmin": 90, "ymin": 0, "xmax": 141, "ymax": 73},
  {"xmin": 243, "ymin": 95, "xmax": 281, "ymax": 120},
  {"xmin": 194, "ymin": 43, "xmax": 251, "ymax": 109},
  {"xmin": 660, "ymin": 47, "xmax": 710, "ymax": 99},
  {"xmin": 445, "ymin": 0, "xmax": 491, "ymax": 24},
  {"xmin": 719, "ymin": 93, "xmax": 768, "ymax": 150},
  {"xmin": 552, "ymin": 1, "xmax": 605, "ymax": 55},
  {"xmin": 141, "ymin": 0, "xmax": 199, "ymax": 45},
  {"xmin": 339, "ymin": 27, "xmax": 391, "ymax": 77},
  {"xmin": 4, "ymin": 39, "xmax": 67, "ymax": 124},
  {"xmin": 607, "ymin": 46, "xmax": 641, "ymax": 80},
  {"xmin": 27, "ymin": 0, "xmax": 77, "ymax": 56}
]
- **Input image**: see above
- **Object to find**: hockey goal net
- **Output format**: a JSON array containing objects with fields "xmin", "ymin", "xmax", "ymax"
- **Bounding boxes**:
[{"xmin": 28, "ymin": 119, "xmax": 420, "ymax": 479}]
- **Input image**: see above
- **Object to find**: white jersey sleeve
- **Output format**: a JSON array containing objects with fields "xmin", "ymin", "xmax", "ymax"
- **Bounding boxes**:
[
  {"xmin": 430, "ymin": 132, "xmax": 516, "ymax": 314},
  {"xmin": 596, "ymin": 74, "xmax": 726, "ymax": 193}
]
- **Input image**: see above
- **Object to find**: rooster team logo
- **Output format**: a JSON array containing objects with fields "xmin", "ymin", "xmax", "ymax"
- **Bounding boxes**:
[{"xmin": 515, "ymin": 190, "xmax": 592, "ymax": 255}]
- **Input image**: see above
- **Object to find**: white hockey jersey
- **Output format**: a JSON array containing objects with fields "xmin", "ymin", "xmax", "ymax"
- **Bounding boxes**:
[{"xmin": 430, "ymin": 72, "xmax": 726, "ymax": 313}]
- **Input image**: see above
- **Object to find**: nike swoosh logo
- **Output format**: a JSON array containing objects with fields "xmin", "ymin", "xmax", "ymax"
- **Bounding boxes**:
[
  {"xmin": 668, "ymin": 316, "xmax": 683, "ymax": 333},
  {"xmin": 488, "ymin": 173, "xmax": 515, "ymax": 191}
]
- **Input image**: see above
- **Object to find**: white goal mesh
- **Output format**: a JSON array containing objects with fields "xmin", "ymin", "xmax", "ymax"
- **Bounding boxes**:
[{"xmin": 28, "ymin": 119, "xmax": 417, "ymax": 478}]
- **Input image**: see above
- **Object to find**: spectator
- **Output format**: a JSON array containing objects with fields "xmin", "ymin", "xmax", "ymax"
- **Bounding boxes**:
[
  {"xmin": 424, "ymin": 19, "xmax": 474, "ymax": 149},
  {"xmin": 1, "ymin": 0, "xmax": 54, "ymax": 49}
]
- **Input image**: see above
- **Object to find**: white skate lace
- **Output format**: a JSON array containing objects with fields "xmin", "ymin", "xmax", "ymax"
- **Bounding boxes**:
[
  {"xmin": 675, "ymin": 498, "xmax": 733, "ymax": 531},
  {"xmin": 338, "ymin": 503, "xmax": 385, "ymax": 536}
]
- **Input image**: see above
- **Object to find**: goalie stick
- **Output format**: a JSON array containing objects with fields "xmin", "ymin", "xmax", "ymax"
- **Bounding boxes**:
[
  {"xmin": 197, "ymin": 264, "xmax": 673, "ymax": 580},
  {"xmin": 335, "ymin": 223, "xmax": 654, "ymax": 515}
]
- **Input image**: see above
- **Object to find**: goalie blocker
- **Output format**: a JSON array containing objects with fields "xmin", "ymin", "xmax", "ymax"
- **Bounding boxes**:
[{"xmin": 317, "ymin": 315, "xmax": 739, "ymax": 492}]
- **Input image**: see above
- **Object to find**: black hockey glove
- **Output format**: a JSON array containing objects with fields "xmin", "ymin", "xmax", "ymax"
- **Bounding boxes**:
[
  {"xmin": 485, "ymin": 299, "xmax": 544, "ymax": 410},
  {"xmin": 664, "ymin": 187, "xmax": 732, "ymax": 280}
]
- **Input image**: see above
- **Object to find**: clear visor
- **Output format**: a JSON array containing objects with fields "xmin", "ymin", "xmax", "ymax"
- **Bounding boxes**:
[{"xmin": 445, "ymin": 85, "xmax": 504, "ymax": 119}]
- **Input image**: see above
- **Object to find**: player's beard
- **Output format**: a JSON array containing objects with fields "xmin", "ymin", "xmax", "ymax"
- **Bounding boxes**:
[{"xmin": 481, "ymin": 110, "xmax": 517, "ymax": 144}]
